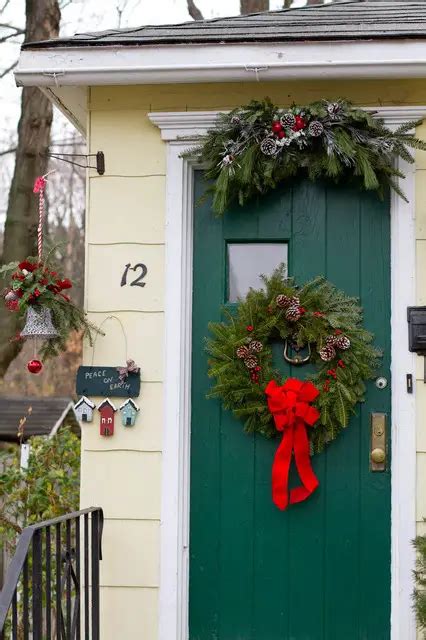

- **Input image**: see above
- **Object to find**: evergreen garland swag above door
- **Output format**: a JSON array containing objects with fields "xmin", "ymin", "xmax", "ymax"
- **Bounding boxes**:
[{"xmin": 192, "ymin": 98, "xmax": 426, "ymax": 215}]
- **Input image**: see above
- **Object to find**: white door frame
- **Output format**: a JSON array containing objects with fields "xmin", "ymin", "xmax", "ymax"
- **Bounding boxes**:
[{"xmin": 149, "ymin": 106, "xmax": 425, "ymax": 640}]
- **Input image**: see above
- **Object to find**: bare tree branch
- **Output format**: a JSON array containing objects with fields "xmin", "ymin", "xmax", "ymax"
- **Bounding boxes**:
[
  {"xmin": 0, "ymin": 147, "xmax": 16, "ymax": 157},
  {"xmin": 0, "ymin": 23, "xmax": 25, "ymax": 43},
  {"xmin": 0, "ymin": 23, "xmax": 24, "ymax": 33},
  {"xmin": 187, "ymin": 0, "xmax": 204, "ymax": 20},
  {"xmin": 0, "ymin": 58, "xmax": 17, "ymax": 79},
  {"xmin": 0, "ymin": 0, "xmax": 11, "ymax": 14}
]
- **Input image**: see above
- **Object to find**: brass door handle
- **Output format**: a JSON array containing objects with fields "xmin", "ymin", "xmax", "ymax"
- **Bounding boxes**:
[
  {"xmin": 371, "ymin": 413, "xmax": 386, "ymax": 471},
  {"xmin": 371, "ymin": 448, "xmax": 386, "ymax": 464}
]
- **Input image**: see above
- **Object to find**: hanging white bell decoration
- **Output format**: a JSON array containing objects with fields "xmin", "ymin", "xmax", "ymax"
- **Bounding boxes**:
[{"xmin": 21, "ymin": 305, "xmax": 59, "ymax": 340}]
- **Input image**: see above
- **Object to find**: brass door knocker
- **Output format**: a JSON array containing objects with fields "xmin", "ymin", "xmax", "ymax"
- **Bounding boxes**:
[{"xmin": 283, "ymin": 339, "xmax": 311, "ymax": 365}]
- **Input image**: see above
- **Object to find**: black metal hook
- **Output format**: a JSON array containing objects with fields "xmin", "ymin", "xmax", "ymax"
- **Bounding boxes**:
[{"xmin": 42, "ymin": 150, "xmax": 105, "ymax": 175}]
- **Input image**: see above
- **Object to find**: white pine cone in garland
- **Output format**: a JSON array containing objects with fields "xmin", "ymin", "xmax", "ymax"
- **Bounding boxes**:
[
  {"xmin": 236, "ymin": 345, "xmax": 250, "ymax": 359},
  {"xmin": 248, "ymin": 340, "xmax": 263, "ymax": 353},
  {"xmin": 327, "ymin": 102, "xmax": 342, "ymax": 119},
  {"xmin": 280, "ymin": 112, "xmax": 296, "ymax": 128},
  {"xmin": 308, "ymin": 121, "xmax": 324, "ymax": 137},
  {"xmin": 335, "ymin": 335, "xmax": 351, "ymax": 350},
  {"xmin": 244, "ymin": 355, "xmax": 259, "ymax": 369},
  {"xmin": 325, "ymin": 335, "xmax": 337, "ymax": 346},
  {"xmin": 319, "ymin": 345, "xmax": 336, "ymax": 362},
  {"xmin": 260, "ymin": 137, "xmax": 278, "ymax": 156},
  {"xmin": 285, "ymin": 304, "xmax": 302, "ymax": 322}
]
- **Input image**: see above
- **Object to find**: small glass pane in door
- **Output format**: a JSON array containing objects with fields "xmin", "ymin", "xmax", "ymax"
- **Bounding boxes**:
[{"xmin": 227, "ymin": 242, "xmax": 288, "ymax": 302}]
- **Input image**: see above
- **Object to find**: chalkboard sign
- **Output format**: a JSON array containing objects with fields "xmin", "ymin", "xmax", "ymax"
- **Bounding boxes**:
[{"xmin": 76, "ymin": 366, "xmax": 140, "ymax": 398}]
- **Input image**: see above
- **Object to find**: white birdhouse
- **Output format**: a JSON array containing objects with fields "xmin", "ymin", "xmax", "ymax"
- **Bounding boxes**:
[{"xmin": 74, "ymin": 396, "xmax": 95, "ymax": 423}]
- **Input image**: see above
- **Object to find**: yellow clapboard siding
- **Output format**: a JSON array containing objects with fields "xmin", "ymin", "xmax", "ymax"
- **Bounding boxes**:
[
  {"xmin": 100, "ymin": 587, "xmax": 158, "ymax": 640},
  {"xmin": 80, "ymin": 450, "xmax": 161, "ymax": 520},
  {"xmin": 100, "ymin": 519, "xmax": 160, "ymax": 587},
  {"xmin": 89, "ymin": 109, "xmax": 166, "ymax": 176},
  {"xmin": 84, "ymin": 311, "xmax": 164, "ymax": 382},
  {"xmin": 88, "ymin": 175, "xmax": 166, "ymax": 244},
  {"xmin": 89, "ymin": 79, "xmax": 426, "ymax": 111},
  {"xmin": 86, "ymin": 244, "xmax": 164, "ymax": 312}
]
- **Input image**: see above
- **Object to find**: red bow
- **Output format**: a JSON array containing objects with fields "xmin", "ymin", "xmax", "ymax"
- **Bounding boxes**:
[
  {"xmin": 33, "ymin": 176, "xmax": 46, "ymax": 194},
  {"xmin": 265, "ymin": 378, "xmax": 320, "ymax": 510}
]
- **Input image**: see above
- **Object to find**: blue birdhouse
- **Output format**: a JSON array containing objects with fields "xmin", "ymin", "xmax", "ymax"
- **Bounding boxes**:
[{"xmin": 119, "ymin": 399, "xmax": 140, "ymax": 427}]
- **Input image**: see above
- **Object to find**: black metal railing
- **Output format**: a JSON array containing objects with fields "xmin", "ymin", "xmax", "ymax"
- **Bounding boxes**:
[{"xmin": 0, "ymin": 507, "xmax": 103, "ymax": 639}]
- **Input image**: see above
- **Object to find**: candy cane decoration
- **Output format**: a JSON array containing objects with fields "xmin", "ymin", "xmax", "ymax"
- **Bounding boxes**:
[{"xmin": 33, "ymin": 170, "xmax": 55, "ymax": 260}]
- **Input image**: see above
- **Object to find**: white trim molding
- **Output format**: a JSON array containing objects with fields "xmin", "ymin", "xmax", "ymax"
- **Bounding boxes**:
[
  {"xmin": 15, "ymin": 40, "xmax": 426, "ymax": 88},
  {"xmin": 150, "ymin": 106, "xmax": 426, "ymax": 640}
]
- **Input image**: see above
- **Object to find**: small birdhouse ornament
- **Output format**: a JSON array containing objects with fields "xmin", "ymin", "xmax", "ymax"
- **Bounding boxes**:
[
  {"xmin": 74, "ymin": 396, "xmax": 95, "ymax": 423},
  {"xmin": 119, "ymin": 399, "xmax": 140, "ymax": 427},
  {"xmin": 97, "ymin": 398, "xmax": 117, "ymax": 436}
]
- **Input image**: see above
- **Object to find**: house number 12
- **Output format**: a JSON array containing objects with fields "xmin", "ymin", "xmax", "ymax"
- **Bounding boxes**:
[{"xmin": 120, "ymin": 263, "xmax": 148, "ymax": 288}]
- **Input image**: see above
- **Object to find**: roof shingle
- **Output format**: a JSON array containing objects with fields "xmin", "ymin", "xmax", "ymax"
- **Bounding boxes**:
[
  {"xmin": 0, "ymin": 397, "xmax": 78, "ymax": 443},
  {"xmin": 22, "ymin": 2, "xmax": 426, "ymax": 49}
]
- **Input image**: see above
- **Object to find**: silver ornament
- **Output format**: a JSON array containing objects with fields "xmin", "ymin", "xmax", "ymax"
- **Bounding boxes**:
[{"xmin": 21, "ymin": 305, "xmax": 59, "ymax": 340}]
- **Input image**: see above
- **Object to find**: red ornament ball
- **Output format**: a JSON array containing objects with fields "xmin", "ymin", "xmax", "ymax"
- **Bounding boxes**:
[
  {"xmin": 272, "ymin": 121, "xmax": 282, "ymax": 133},
  {"xmin": 278, "ymin": 130, "xmax": 286, "ymax": 139},
  {"xmin": 293, "ymin": 115, "xmax": 306, "ymax": 131},
  {"xmin": 27, "ymin": 359, "xmax": 43, "ymax": 374},
  {"xmin": 247, "ymin": 325, "xmax": 254, "ymax": 332}
]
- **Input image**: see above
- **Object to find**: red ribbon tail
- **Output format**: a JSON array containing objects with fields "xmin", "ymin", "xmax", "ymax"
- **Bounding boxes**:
[
  {"xmin": 289, "ymin": 421, "xmax": 319, "ymax": 505},
  {"xmin": 272, "ymin": 429, "xmax": 294, "ymax": 510}
]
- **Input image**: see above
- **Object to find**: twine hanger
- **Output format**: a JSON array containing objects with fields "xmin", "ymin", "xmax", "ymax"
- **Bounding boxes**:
[
  {"xmin": 90, "ymin": 315, "xmax": 128, "ymax": 366},
  {"xmin": 33, "ymin": 170, "xmax": 55, "ymax": 261}
]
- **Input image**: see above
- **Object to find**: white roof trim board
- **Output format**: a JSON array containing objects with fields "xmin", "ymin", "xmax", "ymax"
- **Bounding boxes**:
[
  {"xmin": 97, "ymin": 398, "xmax": 117, "ymax": 411},
  {"xmin": 119, "ymin": 399, "xmax": 140, "ymax": 411},
  {"xmin": 74, "ymin": 396, "xmax": 95, "ymax": 410}
]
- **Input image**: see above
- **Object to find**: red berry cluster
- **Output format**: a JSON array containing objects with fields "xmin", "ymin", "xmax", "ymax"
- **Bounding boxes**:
[
  {"xmin": 271, "ymin": 115, "xmax": 306, "ymax": 139},
  {"xmin": 250, "ymin": 365, "xmax": 262, "ymax": 384},
  {"xmin": 323, "ymin": 359, "xmax": 345, "ymax": 392},
  {"xmin": 4, "ymin": 259, "xmax": 73, "ymax": 311}
]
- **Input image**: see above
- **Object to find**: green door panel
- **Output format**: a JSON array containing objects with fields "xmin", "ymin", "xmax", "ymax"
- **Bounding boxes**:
[{"xmin": 190, "ymin": 173, "xmax": 391, "ymax": 640}]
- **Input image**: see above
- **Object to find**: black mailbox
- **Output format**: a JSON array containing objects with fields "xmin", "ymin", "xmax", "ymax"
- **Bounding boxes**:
[{"xmin": 407, "ymin": 306, "xmax": 426, "ymax": 353}]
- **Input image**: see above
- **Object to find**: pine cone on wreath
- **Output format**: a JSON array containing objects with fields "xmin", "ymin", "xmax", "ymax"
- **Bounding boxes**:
[
  {"xmin": 260, "ymin": 137, "xmax": 278, "ymax": 156},
  {"xmin": 308, "ymin": 121, "xmax": 324, "ymax": 137},
  {"xmin": 335, "ymin": 335, "xmax": 351, "ymax": 350},
  {"xmin": 244, "ymin": 355, "xmax": 259, "ymax": 369},
  {"xmin": 276, "ymin": 294, "xmax": 291, "ymax": 308},
  {"xmin": 280, "ymin": 112, "xmax": 296, "ymax": 128},
  {"xmin": 236, "ymin": 345, "xmax": 250, "ymax": 359},
  {"xmin": 319, "ymin": 345, "xmax": 336, "ymax": 362},
  {"xmin": 249, "ymin": 340, "xmax": 263, "ymax": 353},
  {"xmin": 285, "ymin": 305, "xmax": 302, "ymax": 322},
  {"xmin": 325, "ymin": 335, "xmax": 337, "ymax": 346}
]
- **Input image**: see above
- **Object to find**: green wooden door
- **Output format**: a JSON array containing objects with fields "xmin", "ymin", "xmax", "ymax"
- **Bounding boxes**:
[{"xmin": 190, "ymin": 172, "xmax": 391, "ymax": 640}]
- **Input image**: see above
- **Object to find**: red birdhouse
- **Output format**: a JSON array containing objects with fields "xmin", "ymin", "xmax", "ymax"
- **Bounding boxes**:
[{"xmin": 97, "ymin": 398, "xmax": 117, "ymax": 437}]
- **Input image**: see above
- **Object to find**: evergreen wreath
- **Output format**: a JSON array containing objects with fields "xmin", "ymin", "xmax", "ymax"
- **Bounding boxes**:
[
  {"xmin": 206, "ymin": 267, "xmax": 380, "ymax": 454},
  {"xmin": 193, "ymin": 98, "xmax": 426, "ymax": 215}
]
